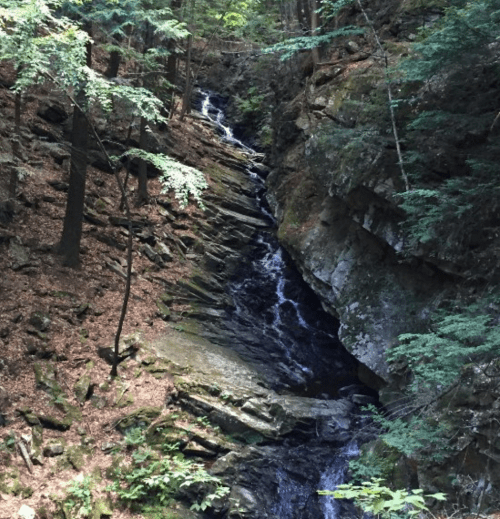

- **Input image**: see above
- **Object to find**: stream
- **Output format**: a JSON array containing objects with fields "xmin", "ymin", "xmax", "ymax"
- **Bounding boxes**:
[{"xmin": 171, "ymin": 91, "xmax": 378, "ymax": 518}]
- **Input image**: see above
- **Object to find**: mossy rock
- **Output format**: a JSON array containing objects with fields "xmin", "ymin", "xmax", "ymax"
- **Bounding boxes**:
[
  {"xmin": 105, "ymin": 454, "xmax": 125, "ymax": 479},
  {"xmin": 0, "ymin": 467, "xmax": 33, "ymax": 497},
  {"xmin": 114, "ymin": 406, "xmax": 162, "ymax": 434},
  {"xmin": 91, "ymin": 497, "xmax": 113, "ymax": 518},
  {"xmin": 141, "ymin": 355, "xmax": 157, "ymax": 366},
  {"xmin": 156, "ymin": 300, "xmax": 171, "ymax": 321},
  {"xmin": 39, "ymin": 414, "xmax": 73, "ymax": 431},
  {"xmin": 159, "ymin": 293, "xmax": 175, "ymax": 306},
  {"xmin": 54, "ymin": 400, "xmax": 83, "ymax": 421},
  {"xmin": 32, "ymin": 425, "xmax": 43, "ymax": 447},
  {"xmin": 18, "ymin": 406, "xmax": 41, "ymax": 427},
  {"xmin": 34, "ymin": 362, "xmax": 64, "ymax": 397},
  {"xmin": 116, "ymin": 392, "xmax": 134, "ymax": 408},
  {"xmin": 74, "ymin": 373, "xmax": 92, "ymax": 403},
  {"xmin": 143, "ymin": 359, "xmax": 172, "ymax": 379},
  {"xmin": 65, "ymin": 445, "xmax": 91, "ymax": 470},
  {"xmin": 146, "ymin": 424, "xmax": 190, "ymax": 448}
]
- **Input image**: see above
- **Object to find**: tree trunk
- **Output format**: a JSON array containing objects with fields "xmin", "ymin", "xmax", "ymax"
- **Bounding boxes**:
[
  {"xmin": 311, "ymin": 0, "xmax": 320, "ymax": 64},
  {"xmin": 180, "ymin": 34, "xmax": 193, "ymax": 120},
  {"xmin": 296, "ymin": 0, "xmax": 307, "ymax": 32},
  {"xmin": 104, "ymin": 49, "xmax": 121, "ymax": 78},
  {"xmin": 9, "ymin": 90, "xmax": 22, "ymax": 199},
  {"xmin": 58, "ymin": 92, "xmax": 88, "ymax": 267},
  {"xmin": 303, "ymin": 0, "xmax": 311, "ymax": 31},
  {"xmin": 58, "ymin": 29, "xmax": 92, "ymax": 267},
  {"xmin": 136, "ymin": 116, "xmax": 149, "ymax": 206},
  {"xmin": 134, "ymin": 22, "xmax": 154, "ymax": 206}
]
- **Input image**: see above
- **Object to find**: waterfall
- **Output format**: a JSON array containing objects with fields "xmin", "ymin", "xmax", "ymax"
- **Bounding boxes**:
[{"xmin": 197, "ymin": 89, "xmax": 375, "ymax": 518}]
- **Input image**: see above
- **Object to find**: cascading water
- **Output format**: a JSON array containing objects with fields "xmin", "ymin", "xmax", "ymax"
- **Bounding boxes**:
[{"xmin": 197, "ymin": 90, "xmax": 376, "ymax": 518}]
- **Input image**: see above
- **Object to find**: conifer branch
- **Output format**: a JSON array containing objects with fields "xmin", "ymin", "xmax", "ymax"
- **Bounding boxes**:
[{"xmin": 355, "ymin": 0, "xmax": 409, "ymax": 191}]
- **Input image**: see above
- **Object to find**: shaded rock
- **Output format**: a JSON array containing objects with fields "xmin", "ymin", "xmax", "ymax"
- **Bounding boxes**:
[
  {"xmin": 182, "ymin": 441, "xmax": 217, "ymax": 458},
  {"xmin": 31, "ymin": 124, "xmax": 60, "ymax": 142},
  {"xmin": 38, "ymin": 414, "xmax": 72, "ymax": 431},
  {"xmin": 47, "ymin": 179, "xmax": 69, "ymax": 192},
  {"xmin": 37, "ymin": 98, "xmax": 68, "ymax": 123},
  {"xmin": 345, "ymin": 40, "xmax": 360, "ymax": 54},
  {"xmin": 28, "ymin": 311, "xmax": 50, "ymax": 332},
  {"xmin": 37, "ymin": 142, "xmax": 71, "ymax": 163},
  {"xmin": 9, "ymin": 240, "xmax": 30, "ymax": 270},
  {"xmin": 43, "ymin": 442, "xmax": 64, "ymax": 457}
]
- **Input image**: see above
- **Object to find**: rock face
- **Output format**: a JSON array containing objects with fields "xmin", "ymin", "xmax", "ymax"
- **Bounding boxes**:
[{"xmin": 263, "ymin": 44, "xmax": 451, "ymax": 389}]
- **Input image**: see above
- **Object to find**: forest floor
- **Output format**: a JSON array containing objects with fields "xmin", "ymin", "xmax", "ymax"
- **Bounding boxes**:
[{"xmin": 0, "ymin": 55, "xmax": 238, "ymax": 518}]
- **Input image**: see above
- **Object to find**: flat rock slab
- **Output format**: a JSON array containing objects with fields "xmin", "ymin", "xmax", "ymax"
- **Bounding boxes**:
[{"xmin": 152, "ymin": 328, "xmax": 357, "ymax": 443}]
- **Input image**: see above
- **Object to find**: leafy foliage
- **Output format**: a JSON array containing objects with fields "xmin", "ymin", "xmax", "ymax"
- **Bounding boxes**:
[
  {"xmin": 64, "ymin": 476, "xmax": 94, "ymax": 517},
  {"xmin": 109, "ymin": 449, "xmax": 229, "ymax": 511},
  {"xmin": 263, "ymin": 26, "xmax": 364, "ymax": 60},
  {"xmin": 0, "ymin": 0, "xmax": 90, "ymax": 92},
  {"xmin": 319, "ymin": 478, "xmax": 446, "ymax": 519},
  {"xmin": 120, "ymin": 149, "xmax": 208, "ymax": 207}
]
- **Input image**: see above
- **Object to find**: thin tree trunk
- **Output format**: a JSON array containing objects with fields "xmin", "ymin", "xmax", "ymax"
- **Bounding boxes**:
[
  {"xmin": 296, "ymin": 0, "xmax": 307, "ymax": 32},
  {"xmin": 58, "ymin": 27, "xmax": 92, "ymax": 267},
  {"xmin": 58, "ymin": 91, "xmax": 88, "ymax": 267},
  {"xmin": 135, "ymin": 21, "xmax": 154, "ymax": 205},
  {"xmin": 180, "ymin": 34, "xmax": 193, "ymax": 120},
  {"xmin": 9, "ymin": 90, "xmax": 21, "ymax": 199},
  {"xmin": 356, "ymin": 0, "xmax": 409, "ymax": 191},
  {"xmin": 105, "ymin": 49, "xmax": 121, "ymax": 78},
  {"xmin": 136, "ymin": 116, "xmax": 149, "ymax": 205},
  {"xmin": 310, "ymin": 0, "xmax": 319, "ymax": 64},
  {"xmin": 303, "ymin": 0, "xmax": 311, "ymax": 31}
]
